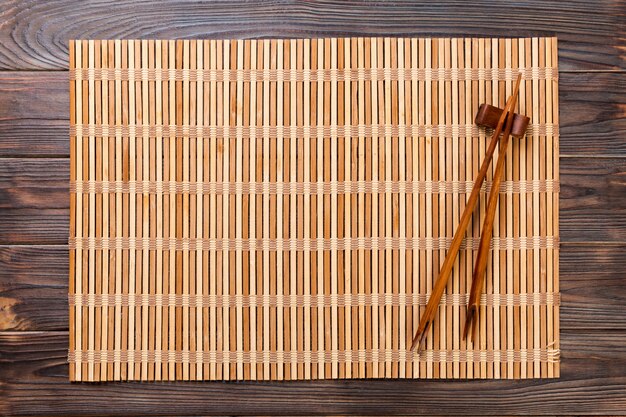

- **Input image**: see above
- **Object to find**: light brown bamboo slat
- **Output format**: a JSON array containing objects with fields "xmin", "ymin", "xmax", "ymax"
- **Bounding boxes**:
[{"xmin": 69, "ymin": 37, "xmax": 560, "ymax": 381}]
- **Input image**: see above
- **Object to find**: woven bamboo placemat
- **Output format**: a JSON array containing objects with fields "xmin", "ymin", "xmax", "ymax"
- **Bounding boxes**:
[{"xmin": 68, "ymin": 37, "xmax": 559, "ymax": 381}]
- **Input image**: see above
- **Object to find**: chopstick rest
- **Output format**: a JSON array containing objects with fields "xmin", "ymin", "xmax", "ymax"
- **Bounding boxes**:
[{"xmin": 474, "ymin": 103, "xmax": 529, "ymax": 138}]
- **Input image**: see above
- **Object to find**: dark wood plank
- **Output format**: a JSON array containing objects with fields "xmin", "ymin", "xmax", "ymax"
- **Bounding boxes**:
[
  {"xmin": 0, "ymin": 158, "xmax": 70, "ymax": 244},
  {"xmin": 0, "ymin": 246, "xmax": 67, "ymax": 331},
  {"xmin": 0, "ymin": 158, "xmax": 68, "ymax": 209},
  {"xmin": 1, "ymin": 244, "xmax": 624, "ymax": 331},
  {"xmin": 560, "ymin": 157, "xmax": 626, "ymax": 242},
  {"xmin": 0, "ymin": 209, "xmax": 68, "ymax": 245},
  {"xmin": 561, "ymin": 243, "xmax": 626, "ymax": 329},
  {"xmin": 1, "ymin": 330, "xmax": 624, "ymax": 416},
  {"xmin": 1, "ymin": 71, "xmax": 624, "ymax": 157},
  {"xmin": 0, "ymin": 72, "xmax": 68, "ymax": 157},
  {"xmin": 1, "ymin": 0, "xmax": 625, "ymax": 70},
  {"xmin": 2, "ymin": 156, "xmax": 625, "ymax": 245},
  {"xmin": 559, "ymin": 72, "xmax": 626, "ymax": 155}
]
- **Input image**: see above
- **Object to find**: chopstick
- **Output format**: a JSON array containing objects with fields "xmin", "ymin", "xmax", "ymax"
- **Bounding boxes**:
[
  {"xmin": 410, "ymin": 73, "xmax": 523, "ymax": 353},
  {"xmin": 463, "ymin": 74, "xmax": 523, "ymax": 342}
]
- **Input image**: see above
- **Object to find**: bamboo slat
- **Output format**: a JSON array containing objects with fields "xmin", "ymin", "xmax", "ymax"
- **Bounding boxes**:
[{"xmin": 69, "ymin": 37, "xmax": 560, "ymax": 381}]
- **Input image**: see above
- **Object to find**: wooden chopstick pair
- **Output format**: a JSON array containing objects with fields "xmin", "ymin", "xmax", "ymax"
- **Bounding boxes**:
[{"xmin": 410, "ymin": 73, "xmax": 523, "ymax": 353}]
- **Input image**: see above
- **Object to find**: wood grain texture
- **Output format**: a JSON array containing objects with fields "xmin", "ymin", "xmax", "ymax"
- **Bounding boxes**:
[
  {"xmin": 559, "ymin": 72, "xmax": 626, "ymax": 155},
  {"xmin": 1, "ymin": 1, "xmax": 625, "ymax": 70},
  {"xmin": 2, "ymin": 71, "xmax": 624, "ymax": 158},
  {"xmin": 560, "ymin": 244, "xmax": 626, "ymax": 329},
  {"xmin": 1, "ymin": 331, "xmax": 625, "ymax": 415},
  {"xmin": 560, "ymin": 158, "xmax": 626, "ymax": 242},
  {"xmin": 0, "ymin": 72, "xmax": 68, "ymax": 157},
  {"xmin": 0, "ymin": 158, "xmax": 68, "ymax": 209},
  {"xmin": 0, "ymin": 209, "xmax": 68, "ymax": 245},
  {"xmin": 0, "ymin": 246, "xmax": 68, "ymax": 331},
  {"xmin": 2, "ymin": 244, "xmax": 624, "ymax": 332}
]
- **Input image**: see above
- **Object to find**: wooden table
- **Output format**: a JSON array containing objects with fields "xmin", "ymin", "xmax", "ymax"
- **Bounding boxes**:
[{"xmin": 0, "ymin": 1, "xmax": 624, "ymax": 415}]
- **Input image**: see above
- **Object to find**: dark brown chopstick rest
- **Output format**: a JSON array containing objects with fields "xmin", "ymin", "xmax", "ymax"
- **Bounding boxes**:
[{"xmin": 475, "ymin": 103, "xmax": 530, "ymax": 137}]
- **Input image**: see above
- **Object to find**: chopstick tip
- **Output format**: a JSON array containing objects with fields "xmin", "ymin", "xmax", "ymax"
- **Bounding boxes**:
[
  {"xmin": 410, "ymin": 325, "xmax": 429, "ymax": 353},
  {"xmin": 410, "ymin": 335, "xmax": 419, "ymax": 352},
  {"xmin": 462, "ymin": 308, "xmax": 476, "ymax": 342}
]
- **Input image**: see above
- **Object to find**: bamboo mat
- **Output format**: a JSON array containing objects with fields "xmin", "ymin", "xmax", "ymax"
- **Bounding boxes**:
[{"xmin": 68, "ymin": 37, "xmax": 560, "ymax": 381}]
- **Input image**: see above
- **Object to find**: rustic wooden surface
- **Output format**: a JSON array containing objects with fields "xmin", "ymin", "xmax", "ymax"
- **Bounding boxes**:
[{"xmin": 0, "ymin": 0, "xmax": 624, "ymax": 414}]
